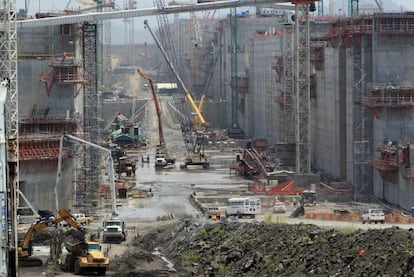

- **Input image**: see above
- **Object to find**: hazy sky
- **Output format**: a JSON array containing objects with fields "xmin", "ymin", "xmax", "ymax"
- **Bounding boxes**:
[
  {"xmin": 16, "ymin": 0, "xmax": 413, "ymax": 14},
  {"xmin": 16, "ymin": 0, "xmax": 414, "ymax": 44}
]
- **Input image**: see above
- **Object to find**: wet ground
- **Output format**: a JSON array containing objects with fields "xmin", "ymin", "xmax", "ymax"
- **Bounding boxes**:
[{"xmin": 19, "ymin": 95, "xmax": 248, "ymax": 276}]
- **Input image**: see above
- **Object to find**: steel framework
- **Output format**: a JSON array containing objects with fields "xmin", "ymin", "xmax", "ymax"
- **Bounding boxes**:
[
  {"xmin": 281, "ymin": 24, "xmax": 295, "ymax": 143},
  {"xmin": 78, "ymin": 22, "xmax": 101, "ymax": 214},
  {"xmin": 0, "ymin": 0, "xmax": 18, "ymax": 274},
  {"xmin": 294, "ymin": 4, "xmax": 311, "ymax": 173},
  {"xmin": 227, "ymin": 7, "xmax": 244, "ymax": 138}
]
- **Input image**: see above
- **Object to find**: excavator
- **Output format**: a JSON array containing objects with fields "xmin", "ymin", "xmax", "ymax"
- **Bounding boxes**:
[
  {"xmin": 18, "ymin": 208, "xmax": 85, "ymax": 266},
  {"xmin": 137, "ymin": 68, "xmax": 176, "ymax": 169}
]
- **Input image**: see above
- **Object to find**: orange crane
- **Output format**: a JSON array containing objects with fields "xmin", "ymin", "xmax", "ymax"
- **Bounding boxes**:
[
  {"xmin": 144, "ymin": 20, "xmax": 209, "ymax": 169},
  {"xmin": 137, "ymin": 68, "xmax": 175, "ymax": 168},
  {"xmin": 137, "ymin": 68, "xmax": 165, "ymax": 146}
]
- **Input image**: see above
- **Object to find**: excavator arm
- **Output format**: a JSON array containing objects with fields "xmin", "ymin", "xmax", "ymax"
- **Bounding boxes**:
[
  {"xmin": 56, "ymin": 208, "xmax": 84, "ymax": 231},
  {"xmin": 19, "ymin": 220, "xmax": 52, "ymax": 257},
  {"xmin": 19, "ymin": 209, "xmax": 85, "ymax": 261}
]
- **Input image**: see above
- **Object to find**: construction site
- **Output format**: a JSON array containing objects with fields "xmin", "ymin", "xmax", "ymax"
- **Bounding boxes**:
[{"xmin": 1, "ymin": 0, "xmax": 414, "ymax": 276}]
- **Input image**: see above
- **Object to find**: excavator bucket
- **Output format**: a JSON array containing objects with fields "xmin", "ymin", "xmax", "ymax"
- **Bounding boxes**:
[
  {"xmin": 38, "ymin": 209, "xmax": 54, "ymax": 220},
  {"xmin": 64, "ymin": 228, "xmax": 86, "ymax": 244},
  {"xmin": 19, "ymin": 257, "xmax": 44, "ymax": 267}
]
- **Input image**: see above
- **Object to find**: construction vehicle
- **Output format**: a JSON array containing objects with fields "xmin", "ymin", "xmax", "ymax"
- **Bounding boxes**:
[
  {"xmin": 102, "ymin": 217, "xmax": 127, "ymax": 244},
  {"xmin": 136, "ymin": 68, "xmax": 176, "ymax": 169},
  {"xmin": 64, "ymin": 238, "xmax": 109, "ymax": 276},
  {"xmin": 18, "ymin": 208, "xmax": 85, "ymax": 266},
  {"xmin": 116, "ymin": 156, "xmax": 136, "ymax": 176},
  {"xmin": 144, "ymin": 20, "xmax": 210, "ymax": 170}
]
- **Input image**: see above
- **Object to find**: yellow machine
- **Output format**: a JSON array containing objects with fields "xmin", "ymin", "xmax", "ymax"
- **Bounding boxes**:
[
  {"xmin": 18, "ymin": 208, "xmax": 85, "ymax": 266},
  {"xmin": 64, "ymin": 239, "xmax": 109, "ymax": 276}
]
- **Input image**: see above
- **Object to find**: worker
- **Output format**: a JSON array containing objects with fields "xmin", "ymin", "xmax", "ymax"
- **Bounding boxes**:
[
  {"xmin": 103, "ymin": 214, "xmax": 110, "ymax": 226},
  {"xmin": 246, "ymin": 139, "xmax": 252, "ymax": 150}
]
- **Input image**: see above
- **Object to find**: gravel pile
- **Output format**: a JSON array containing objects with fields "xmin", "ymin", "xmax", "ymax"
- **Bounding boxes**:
[{"xmin": 113, "ymin": 219, "xmax": 414, "ymax": 276}]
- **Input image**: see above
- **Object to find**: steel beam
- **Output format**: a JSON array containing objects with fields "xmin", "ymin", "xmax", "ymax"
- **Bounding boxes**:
[{"xmin": 17, "ymin": 0, "xmax": 294, "ymax": 28}]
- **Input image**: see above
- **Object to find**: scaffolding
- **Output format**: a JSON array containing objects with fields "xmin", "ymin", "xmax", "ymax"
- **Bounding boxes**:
[
  {"xmin": 351, "ymin": 25, "xmax": 372, "ymax": 196},
  {"xmin": 363, "ymin": 82, "xmax": 414, "ymax": 118},
  {"xmin": 39, "ymin": 54, "xmax": 85, "ymax": 97},
  {"xmin": 280, "ymin": 24, "xmax": 294, "ymax": 143},
  {"xmin": 324, "ymin": 14, "xmax": 414, "ymax": 49},
  {"xmin": 0, "ymin": 0, "xmax": 19, "ymax": 273},
  {"xmin": 76, "ymin": 22, "xmax": 101, "ymax": 214},
  {"xmin": 294, "ymin": 3, "xmax": 311, "ymax": 173},
  {"xmin": 322, "ymin": 14, "xmax": 414, "ymax": 194}
]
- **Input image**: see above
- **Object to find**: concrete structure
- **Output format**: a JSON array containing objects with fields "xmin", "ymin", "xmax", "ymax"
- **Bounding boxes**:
[
  {"xmin": 14, "ymin": 8, "xmax": 414, "ymax": 213},
  {"xmin": 18, "ymin": 23, "xmax": 81, "ymax": 212},
  {"xmin": 17, "ymin": 22, "xmax": 141, "ymax": 213},
  {"xmin": 185, "ymin": 11, "xmax": 414, "ymax": 209}
]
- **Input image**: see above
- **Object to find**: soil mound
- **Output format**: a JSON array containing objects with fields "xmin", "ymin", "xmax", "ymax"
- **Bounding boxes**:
[{"xmin": 112, "ymin": 219, "xmax": 414, "ymax": 276}]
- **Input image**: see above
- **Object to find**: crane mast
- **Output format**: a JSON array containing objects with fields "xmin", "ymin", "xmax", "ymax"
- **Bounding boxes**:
[
  {"xmin": 0, "ymin": 80, "xmax": 11, "ymax": 276},
  {"xmin": 0, "ymin": 0, "xmax": 19, "ymax": 274}
]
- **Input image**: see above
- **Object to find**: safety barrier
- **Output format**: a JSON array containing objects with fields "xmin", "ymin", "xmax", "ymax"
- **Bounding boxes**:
[{"xmin": 305, "ymin": 212, "xmax": 414, "ymax": 224}]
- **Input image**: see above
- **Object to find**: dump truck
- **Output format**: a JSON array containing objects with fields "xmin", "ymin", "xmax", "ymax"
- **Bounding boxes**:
[{"xmin": 64, "ymin": 238, "xmax": 109, "ymax": 276}]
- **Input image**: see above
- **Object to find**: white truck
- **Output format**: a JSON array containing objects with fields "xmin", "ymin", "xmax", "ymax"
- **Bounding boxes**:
[
  {"xmin": 226, "ymin": 197, "xmax": 261, "ymax": 218},
  {"xmin": 102, "ymin": 218, "xmax": 127, "ymax": 243},
  {"xmin": 362, "ymin": 209, "xmax": 385, "ymax": 224}
]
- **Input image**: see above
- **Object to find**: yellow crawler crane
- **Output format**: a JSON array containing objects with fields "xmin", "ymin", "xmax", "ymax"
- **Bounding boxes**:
[{"xmin": 144, "ymin": 20, "xmax": 210, "ymax": 169}]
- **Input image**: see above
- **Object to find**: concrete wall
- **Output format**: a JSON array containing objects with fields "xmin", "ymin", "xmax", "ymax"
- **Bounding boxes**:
[
  {"xmin": 249, "ymin": 35, "xmax": 282, "ymax": 144},
  {"xmin": 371, "ymin": 33, "xmax": 414, "ymax": 209},
  {"xmin": 18, "ymin": 24, "xmax": 79, "ymax": 212},
  {"xmin": 208, "ymin": 15, "xmax": 286, "ymax": 131},
  {"xmin": 20, "ymin": 159, "xmax": 74, "ymax": 211},
  {"xmin": 312, "ymin": 46, "xmax": 343, "ymax": 177}
]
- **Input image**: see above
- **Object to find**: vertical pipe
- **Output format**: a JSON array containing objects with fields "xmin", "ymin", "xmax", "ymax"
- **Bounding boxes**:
[{"xmin": 55, "ymin": 136, "xmax": 64, "ymax": 210}]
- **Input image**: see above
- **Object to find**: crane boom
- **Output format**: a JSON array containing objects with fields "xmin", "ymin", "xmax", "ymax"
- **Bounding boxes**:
[
  {"xmin": 57, "ymin": 134, "xmax": 117, "ymax": 216},
  {"xmin": 144, "ymin": 19, "xmax": 206, "ymax": 126},
  {"xmin": 137, "ymin": 68, "xmax": 165, "ymax": 146}
]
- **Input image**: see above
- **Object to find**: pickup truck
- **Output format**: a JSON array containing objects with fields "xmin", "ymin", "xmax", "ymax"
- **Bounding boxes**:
[
  {"xmin": 61, "ymin": 213, "xmax": 94, "ymax": 227},
  {"xmin": 362, "ymin": 209, "xmax": 385, "ymax": 224}
]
